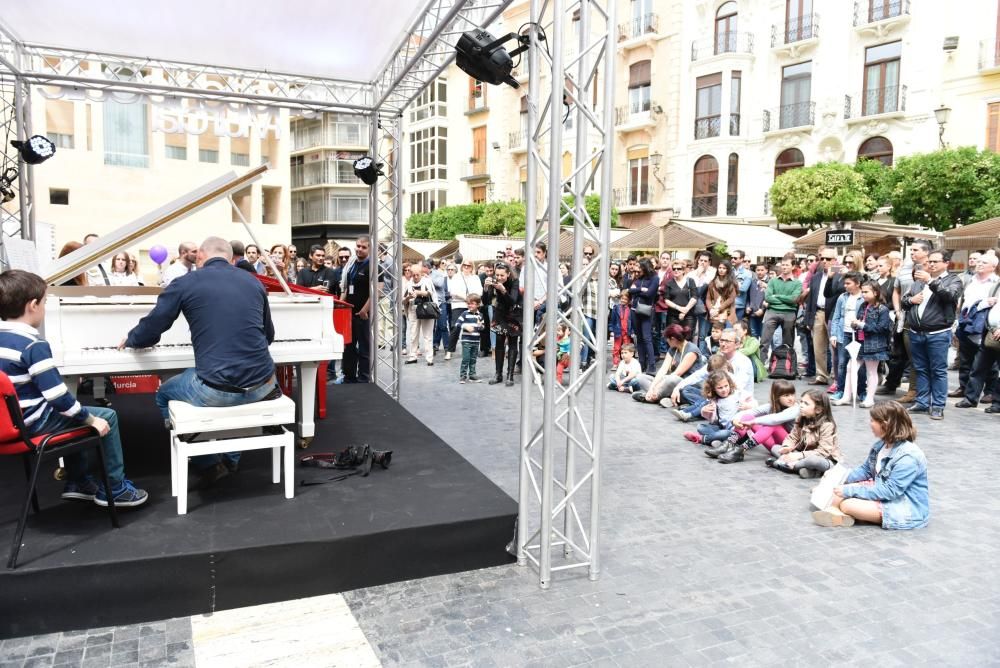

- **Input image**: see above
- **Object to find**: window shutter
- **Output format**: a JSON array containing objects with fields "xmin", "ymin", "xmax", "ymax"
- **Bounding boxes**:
[
  {"xmin": 988, "ymin": 102, "xmax": 1000, "ymax": 152},
  {"xmin": 629, "ymin": 60, "xmax": 651, "ymax": 88},
  {"xmin": 696, "ymin": 73, "xmax": 722, "ymax": 88}
]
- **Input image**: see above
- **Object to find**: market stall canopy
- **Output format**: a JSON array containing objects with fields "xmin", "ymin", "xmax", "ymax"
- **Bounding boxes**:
[
  {"xmin": 2, "ymin": 0, "xmax": 427, "ymax": 82},
  {"xmin": 612, "ymin": 220, "xmax": 796, "ymax": 260},
  {"xmin": 943, "ymin": 217, "xmax": 1000, "ymax": 251},
  {"xmin": 793, "ymin": 221, "xmax": 942, "ymax": 253}
]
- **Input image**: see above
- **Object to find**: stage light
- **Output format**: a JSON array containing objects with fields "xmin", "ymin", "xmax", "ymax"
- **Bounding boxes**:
[
  {"xmin": 353, "ymin": 157, "xmax": 384, "ymax": 186},
  {"xmin": 0, "ymin": 167, "xmax": 18, "ymax": 204},
  {"xmin": 456, "ymin": 29, "xmax": 531, "ymax": 90},
  {"xmin": 10, "ymin": 135, "xmax": 56, "ymax": 165}
]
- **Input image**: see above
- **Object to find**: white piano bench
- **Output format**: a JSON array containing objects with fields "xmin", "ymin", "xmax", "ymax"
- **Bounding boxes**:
[{"xmin": 168, "ymin": 396, "xmax": 297, "ymax": 515}]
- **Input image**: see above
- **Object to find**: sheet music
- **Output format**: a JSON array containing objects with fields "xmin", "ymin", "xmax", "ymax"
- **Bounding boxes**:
[{"xmin": 3, "ymin": 237, "xmax": 41, "ymax": 273}]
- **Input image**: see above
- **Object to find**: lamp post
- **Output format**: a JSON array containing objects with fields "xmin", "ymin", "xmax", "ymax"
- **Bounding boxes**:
[
  {"xmin": 934, "ymin": 105, "xmax": 951, "ymax": 149},
  {"xmin": 649, "ymin": 151, "xmax": 666, "ymax": 190}
]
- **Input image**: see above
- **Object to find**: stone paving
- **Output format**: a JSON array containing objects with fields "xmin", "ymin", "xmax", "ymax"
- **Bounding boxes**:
[{"xmin": 3, "ymin": 356, "xmax": 1000, "ymax": 667}]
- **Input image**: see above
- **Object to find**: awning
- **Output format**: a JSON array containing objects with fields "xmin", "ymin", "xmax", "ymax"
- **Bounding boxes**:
[
  {"xmin": 794, "ymin": 222, "xmax": 943, "ymax": 253},
  {"xmin": 943, "ymin": 216, "xmax": 1000, "ymax": 251},
  {"xmin": 613, "ymin": 220, "xmax": 796, "ymax": 260}
]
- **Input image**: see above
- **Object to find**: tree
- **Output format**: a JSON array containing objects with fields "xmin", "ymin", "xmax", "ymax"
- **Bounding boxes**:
[
  {"xmin": 769, "ymin": 162, "xmax": 876, "ymax": 228},
  {"xmin": 405, "ymin": 212, "xmax": 433, "ymax": 238},
  {"xmin": 426, "ymin": 204, "xmax": 485, "ymax": 239},
  {"xmin": 477, "ymin": 201, "xmax": 527, "ymax": 236},
  {"xmin": 561, "ymin": 194, "xmax": 620, "ymax": 228},
  {"xmin": 889, "ymin": 147, "xmax": 1000, "ymax": 230},
  {"xmin": 853, "ymin": 157, "xmax": 893, "ymax": 208}
]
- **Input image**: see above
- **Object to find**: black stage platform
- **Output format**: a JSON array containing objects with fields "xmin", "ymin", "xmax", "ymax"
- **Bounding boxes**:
[{"xmin": 0, "ymin": 384, "xmax": 516, "ymax": 638}]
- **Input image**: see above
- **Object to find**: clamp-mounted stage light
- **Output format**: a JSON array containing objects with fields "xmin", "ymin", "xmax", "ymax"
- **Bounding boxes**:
[
  {"xmin": 456, "ymin": 29, "xmax": 533, "ymax": 89},
  {"xmin": 353, "ymin": 156, "xmax": 384, "ymax": 186},
  {"xmin": 0, "ymin": 167, "xmax": 18, "ymax": 204},
  {"xmin": 11, "ymin": 135, "xmax": 56, "ymax": 165}
]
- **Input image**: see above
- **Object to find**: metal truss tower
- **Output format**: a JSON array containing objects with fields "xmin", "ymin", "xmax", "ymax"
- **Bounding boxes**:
[{"xmin": 517, "ymin": 0, "xmax": 616, "ymax": 587}]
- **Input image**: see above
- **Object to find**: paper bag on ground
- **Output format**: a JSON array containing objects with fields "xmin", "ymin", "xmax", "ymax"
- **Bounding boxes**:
[{"xmin": 810, "ymin": 463, "xmax": 849, "ymax": 511}]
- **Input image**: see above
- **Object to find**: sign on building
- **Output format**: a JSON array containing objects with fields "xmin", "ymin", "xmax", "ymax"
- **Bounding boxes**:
[{"xmin": 825, "ymin": 229, "xmax": 855, "ymax": 246}]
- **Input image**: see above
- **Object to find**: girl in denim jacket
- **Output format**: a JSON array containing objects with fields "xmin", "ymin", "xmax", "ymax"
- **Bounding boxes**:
[
  {"xmin": 769, "ymin": 389, "xmax": 842, "ymax": 479},
  {"xmin": 813, "ymin": 401, "xmax": 929, "ymax": 529},
  {"xmin": 682, "ymin": 370, "xmax": 739, "ymax": 446}
]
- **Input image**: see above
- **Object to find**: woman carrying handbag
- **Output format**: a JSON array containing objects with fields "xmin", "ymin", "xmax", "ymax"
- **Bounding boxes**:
[{"xmin": 404, "ymin": 264, "xmax": 439, "ymax": 366}]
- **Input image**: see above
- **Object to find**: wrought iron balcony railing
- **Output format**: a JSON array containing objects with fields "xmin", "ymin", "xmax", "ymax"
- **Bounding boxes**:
[
  {"xmin": 508, "ymin": 130, "xmax": 526, "ymax": 150},
  {"xmin": 844, "ymin": 85, "xmax": 906, "ymax": 119},
  {"xmin": 854, "ymin": 0, "xmax": 910, "ymax": 26},
  {"xmin": 980, "ymin": 39, "xmax": 1000, "ymax": 71},
  {"xmin": 763, "ymin": 101, "xmax": 815, "ymax": 131},
  {"xmin": 614, "ymin": 185, "xmax": 651, "ymax": 208},
  {"xmin": 618, "ymin": 13, "xmax": 659, "ymax": 42},
  {"xmin": 691, "ymin": 196, "xmax": 718, "ymax": 218},
  {"xmin": 694, "ymin": 114, "xmax": 721, "ymax": 139},
  {"xmin": 615, "ymin": 100, "xmax": 656, "ymax": 126},
  {"xmin": 691, "ymin": 31, "xmax": 755, "ymax": 61},
  {"xmin": 771, "ymin": 14, "xmax": 819, "ymax": 47},
  {"xmin": 729, "ymin": 113, "xmax": 740, "ymax": 136}
]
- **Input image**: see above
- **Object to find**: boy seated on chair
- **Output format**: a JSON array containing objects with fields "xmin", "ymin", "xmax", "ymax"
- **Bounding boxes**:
[{"xmin": 0, "ymin": 270, "xmax": 148, "ymax": 507}]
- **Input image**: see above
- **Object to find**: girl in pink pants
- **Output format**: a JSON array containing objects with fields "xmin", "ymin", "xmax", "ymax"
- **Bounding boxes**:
[{"xmin": 706, "ymin": 380, "xmax": 799, "ymax": 462}]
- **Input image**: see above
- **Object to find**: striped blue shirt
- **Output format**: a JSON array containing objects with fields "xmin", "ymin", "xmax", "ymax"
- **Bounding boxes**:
[{"xmin": 0, "ymin": 321, "xmax": 88, "ymax": 428}]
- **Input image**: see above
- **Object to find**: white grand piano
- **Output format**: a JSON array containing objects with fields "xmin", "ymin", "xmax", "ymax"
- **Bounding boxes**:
[{"xmin": 42, "ymin": 165, "xmax": 343, "ymax": 445}]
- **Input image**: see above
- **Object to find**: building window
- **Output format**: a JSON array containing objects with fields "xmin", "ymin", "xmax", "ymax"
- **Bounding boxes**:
[
  {"xmin": 628, "ymin": 156, "xmax": 649, "ymax": 206},
  {"xmin": 858, "ymin": 136, "xmax": 894, "ymax": 166},
  {"xmin": 774, "ymin": 148, "xmax": 804, "ymax": 179},
  {"xmin": 468, "ymin": 78, "xmax": 487, "ymax": 111},
  {"xmin": 409, "ymin": 126, "xmax": 447, "ymax": 183},
  {"xmin": 165, "ymin": 144, "xmax": 187, "ymax": 160},
  {"xmin": 780, "ymin": 61, "xmax": 812, "ymax": 129},
  {"xmin": 869, "ymin": 0, "xmax": 904, "ymax": 22},
  {"xmin": 410, "ymin": 189, "xmax": 447, "ymax": 214},
  {"xmin": 45, "ymin": 100, "xmax": 74, "ymax": 150},
  {"xmin": 727, "ymin": 153, "xmax": 738, "ymax": 216},
  {"xmin": 988, "ymin": 102, "xmax": 1000, "ymax": 152},
  {"xmin": 715, "ymin": 2, "xmax": 738, "ymax": 55},
  {"xmin": 863, "ymin": 41, "xmax": 902, "ymax": 116},
  {"xmin": 47, "ymin": 132, "xmax": 74, "ymax": 149},
  {"xmin": 471, "ymin": 185, "xmax": 487, "ymax": 204},
  {"xmin": 198, "ymin": 149, "xmax": 219, "ymax": 164},
  {"xmin": 628, "ymin": 60, "xmax": 652, "ymax": 117},
  {"xmin": 49, "ymin": 188, "xmax": 69, "ymax": 205},
  {"xmin": 692, "ymin": 155, "xmax": 718, "ymax": 217},
  {"xmin": 231, "ymin": 152, "xmax": 250, "ymax": 167},
  {"xmin": 695, "ymin": 73, "xmax": 722, "ymax": 139},
  {"xmin": 103, "ymin": 99, "xmax": 149, "ymax": 168},
  {"xmin": 785, "ymin": 0, "xmax": 815, "ymax": 43},
  {"xmin": 730, "ymin": 71, "xmax": 742, "ymax": 136},
  {"xmin": 409, "ymin": 77, "xmax": 448, "ymax": 123},
  {"xmin": 291, "ymin": 192, "xmax": 369, "ymax": 224}
]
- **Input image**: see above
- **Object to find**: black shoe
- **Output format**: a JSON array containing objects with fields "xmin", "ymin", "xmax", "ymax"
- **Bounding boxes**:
[
  {"xmin": 875, "ymin": 385, "xmax": 897, "ymax": 396},
  {"xmin": 488, "ymin": 375, "xmax": 503, "ymax": 385},
  {"xmin": 983, "ymin": 394, "xmax": 994, "ymax": 404},
  {"xmin": 955, "ymin": 399, "xmax": 976, "ymax": 408},
  {"xmin": 631, "ymin": 391, "xmax": 647, "ymax": 402},
  {"xmin": 404, "ymin": 359, "xmax": 418, "ymax": 365},
  {"xmin": 765, "ymin": 457, "xmax": 776, "ymax": 468},
  {"xmin": 985, "ymin": 406, "xmax": 1000, "ymax": 414},
  {"xmin": 907, "ymin": 404, "xmax": 930, "ymax": 414},
  {"xmin": 705, "ymin": 442, "xmax": 733, "ymax": 458},
  {"xmin": 718, "ymin": 447, "xmax": 744, "ymax": 464},
  {"xmin": 929, "ymin": 407, "xmax": 944, "ymax": 420},
  {"xmin": 947, "ymin": 387, "xmax": 966, "ymax": 398}
]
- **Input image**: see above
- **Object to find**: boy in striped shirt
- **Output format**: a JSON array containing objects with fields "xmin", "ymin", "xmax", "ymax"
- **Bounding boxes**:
[
  {"xmin": 457, "ymin": 294, "xmax": 485, "ymax": 383},
  {"xmin": 0, "ymin": 270, "xmax": 147, "ymax": 506}
]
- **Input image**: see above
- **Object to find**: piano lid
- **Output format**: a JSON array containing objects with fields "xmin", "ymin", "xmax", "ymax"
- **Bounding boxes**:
[{"xmin": 43, "ymin": 164, "xmax": 269, "ymax": 286}]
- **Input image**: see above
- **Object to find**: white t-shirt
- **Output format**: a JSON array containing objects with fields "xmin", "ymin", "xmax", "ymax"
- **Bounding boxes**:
[
  {"xmin": 160, "ymin": 261, "xmax": 194, "ymax": 286},
  {"xmin": 843, "ymin": 293, "xmax": 862, "ymax": 333},
  {"xmin": 615, "ymin": 358, "xmax": 642, "ymax": 381}
]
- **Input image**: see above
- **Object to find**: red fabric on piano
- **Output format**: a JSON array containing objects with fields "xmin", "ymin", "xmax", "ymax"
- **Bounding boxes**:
[{"xmin": 254, "ymin": 275, "xmax": 352, "ymax": 345}]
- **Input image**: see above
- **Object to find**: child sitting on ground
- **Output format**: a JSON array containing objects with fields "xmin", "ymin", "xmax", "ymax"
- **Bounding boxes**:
[
  {"xmin": 0, "ymin": 270, "xmax": 148, "ymax": 507},
  {"xmin": 608, "ymin": 343, "xmax": 642, "ymax": 393},
  {"xmin": 813, "ymin": 400, "xmax": 929, "ymax": 529},
  {"xmin": 706, "ymin": 379, "xmax": 799, "ymax": 464},
  {"xmin": 769, "ymin": 389, "xmax": 841, "ymax": 479},
  {"xmin": 671, "ymin": 353, "xmax": 733, "ymax": 422},
  {"xmin": 555, "ymin": 323, "xmax": 572, "ymax": 384},
  {"xmin": 609, "ymin": 292, "xmax": 634, "ymax": 366},
  {"xmin": 733, "ymin": 320, "xmax": 766, "ymax": 383},
  {"xmin": 683, "ymin": 369, "xmax": 739, "ymax": 446}
]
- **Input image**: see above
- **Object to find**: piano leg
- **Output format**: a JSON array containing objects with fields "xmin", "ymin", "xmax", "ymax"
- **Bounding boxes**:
[{"xmin": 295, "ymin": 362, "xmax": 318, "ymax": 448}]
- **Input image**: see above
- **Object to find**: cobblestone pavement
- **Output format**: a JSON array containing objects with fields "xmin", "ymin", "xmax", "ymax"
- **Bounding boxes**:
[{"xmin": 4, "ymin": 356, "xmax": 1000, "ymax": 667}]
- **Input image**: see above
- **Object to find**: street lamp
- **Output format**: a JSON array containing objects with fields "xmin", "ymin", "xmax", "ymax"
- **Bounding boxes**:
[
  {"xmin": 649, "ymin": 151, "xmax": 666, "ymax": 189},
  {"xmin": 934, "ymin": 105, "xmax": 951, "ymax": 149}
]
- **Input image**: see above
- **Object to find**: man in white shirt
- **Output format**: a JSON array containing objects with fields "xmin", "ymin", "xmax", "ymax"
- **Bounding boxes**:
[
  {"xmin": 82, "ymin": 233, "xmax": 111, "ymax": 286},
  {"xmin": 160, "ymin": 241, "xmax": 197, "ymax": 286},
  {"xmin": 670, "ymin": 330, "xmax": 754, "ymax": 408},
  {"xmin": 954, "ymin": 253, "xmax": 999, "ymax": 404},
  {"xmin": 963, "ymin": 292, "xmax": 1000, "ymax": 413}
]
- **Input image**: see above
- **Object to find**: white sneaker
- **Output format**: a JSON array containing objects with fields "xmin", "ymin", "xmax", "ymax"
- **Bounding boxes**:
[
  {"xmin": 444, "ymin": 352, "xmax": 452, "ymax": 361},
  {"xmin": 860, "ymin": 398, "xmax": 875, "ymax": 408},
  {"xmin": 831, "ymin": 396, "xmax": 852, "ymax": 406}
]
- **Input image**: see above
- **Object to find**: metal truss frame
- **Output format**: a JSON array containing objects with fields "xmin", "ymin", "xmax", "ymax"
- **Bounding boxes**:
[
  {"xmin": 517, "ymin": 0, "xmax": 616, "ymax": 587},
  {"xmin": 0, "ymin": 52, "xmax": 35, "ymax": 270}
]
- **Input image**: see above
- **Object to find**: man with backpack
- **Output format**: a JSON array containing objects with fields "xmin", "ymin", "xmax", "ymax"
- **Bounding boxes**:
[{"xmin": 759, "ymin": 254, "xmax": 802, "ymax": 368}]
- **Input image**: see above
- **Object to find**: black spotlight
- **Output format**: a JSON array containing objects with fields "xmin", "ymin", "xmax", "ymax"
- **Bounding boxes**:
[
  {"xmin": 11, "ymin": 135, "xmax": 56, "ymax": 165},
  {"xmin": 353, "ymin": 157, "xmax": 384, "ymax": 186},
  {"xmin": 456, "ymin": 29, "xmax": 531, "ymax": 89}
]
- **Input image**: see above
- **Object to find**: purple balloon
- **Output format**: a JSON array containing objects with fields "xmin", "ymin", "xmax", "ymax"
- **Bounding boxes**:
[{"xmin": 149, "ymin": 244, "xmax": 168, "ymax": 265}]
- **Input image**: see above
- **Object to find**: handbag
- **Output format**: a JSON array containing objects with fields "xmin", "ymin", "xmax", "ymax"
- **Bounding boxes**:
[
  {"xmin": 414, "ymin": 296, "xmax": 440, "ymax": 320},
  {"xmin": 985, "ymin": 327, "xmax": 1000, "ymax": 351},
  {"xmin": 692, "ymin": 280, "xmax": 707, "ymax": 317},
  {"xmin": 634, "ymin": 301, "xmax": 653, "ymax": 317}
]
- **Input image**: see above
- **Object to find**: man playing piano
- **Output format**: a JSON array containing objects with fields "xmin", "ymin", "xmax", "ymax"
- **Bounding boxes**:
[
  {"xmin": 120, "ymin": 236, "xmax": 282, "ymax": 487},
  {"xmin": 0, "ymin": 270, "xmax": 148, "ymax": 507}
]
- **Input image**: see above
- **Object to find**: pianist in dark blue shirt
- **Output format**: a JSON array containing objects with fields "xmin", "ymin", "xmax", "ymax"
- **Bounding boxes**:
[{"xmin": 123, "ymin": 236, "xmax": 281, "ymax": 479}]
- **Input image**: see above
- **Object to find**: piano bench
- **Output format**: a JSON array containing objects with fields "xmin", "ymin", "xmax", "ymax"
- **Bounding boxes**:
[{"xmin": 168, "ymin": 397, "xmax": 297, "ymax": 515}]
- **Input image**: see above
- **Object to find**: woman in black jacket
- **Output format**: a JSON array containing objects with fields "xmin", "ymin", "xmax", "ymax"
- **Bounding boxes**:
[
  {"xmin": 485, "ymin": 262, "xmax": 521, "ymax": 386},
  {"xmin": 628, "ymin": 258, "xmax": 660, "ymax": 374}
]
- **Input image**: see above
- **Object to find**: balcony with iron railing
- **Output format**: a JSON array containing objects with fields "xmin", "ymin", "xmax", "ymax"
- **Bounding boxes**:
[
  {"xmin": 854, "ymin": 0, "xmax": 910, "ymax": 28},
  {"xmin": 618, "ymin": 13, "xmax": 659, "ymax": 47},
  {"xmin": 290, "ymin": 162, "xmax": 365, "ymax": 189},
  {"xmin": 763, "ymin": 192, "xmax": 771, "ymax": 216},
  {"xmin": 763, "ymin": 101, "xmax": 815, "ymax": 132},
  {"xmin": 691, "ymin": 31, "xmax": 755, "ymax": 61},
  {"xmin": 291, "ymin": 197, "xmax": 369, "ymax": 226},
  {"xmin": 726, "ymin": 194, "xmax": 738, "ymax": 216},
  {"xmin": 461, "ymin": 157, "xmax": 490, "ymax": 181},
  {"xmin": 614, "ymin": 185, "xmax": 651, "ymax": 209},
  {"xmin": 771, "ymin": 14, "xmax": 819, "ymax": 51},
  {"xmin": 844, "ymin": 85, "xmax": 906, "ymax": 121},
  {"xmin": 980, "ymin": 39, "xmax": 1000, "ymax": 74},
  {"xmin": 694, "ymin": 115, "xmax": 722, "ymax": 139},
  {"xmin": 691, "ymin": 196, "xmax": 718, "ymax": 218},
  {"xmin": 615, "ymin": 100, "xmax": 659, "ymax": 130},
  {"xmin": 508, "ymin": 130, "xmax": 527, "ymax": 153},
  {"xmin": 729, "ymin": 113, "xmax": 741, "ymax": 137},
  {"xmin": 290, "ymin": 124, "xmax": 369, "ymax": 152}
]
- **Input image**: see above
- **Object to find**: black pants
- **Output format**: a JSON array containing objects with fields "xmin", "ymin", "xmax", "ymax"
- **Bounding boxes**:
[
  {"xmin": 495, "ymin": 331, "xmax": 519, "ymax": 378},
  {"xmin": 957, "ymin": 332, "xmax": 980, "ymax": 390},
  {"xmin": 343, "ymin": 316, "xmax": 371, "ymax": 382},
  {"xmin": 965, "ymin": 340, "xmax": 1000, "ymax": 405},
  {"xmin": 447, "ymin": 306, "xmax": 467, "ymax": 353}
]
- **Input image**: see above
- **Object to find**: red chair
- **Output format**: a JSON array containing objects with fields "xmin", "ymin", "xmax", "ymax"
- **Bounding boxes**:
[{"xmin": 0, "ymin": 372, "xmax": 119, "ymax": 569}]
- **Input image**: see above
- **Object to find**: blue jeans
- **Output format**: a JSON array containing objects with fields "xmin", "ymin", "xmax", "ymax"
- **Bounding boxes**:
[
  {"xmin": 748, "ymin": 314, "xmax": 763, "ymax": 339},
  {"xmin": 697, "ymin": 423, "xmax": 732, "ymax": 443},
  {"xmin": 29, "ymin": 406, "xmax": 125, "ymax": 486},
  {"xmin": 679, "ymin": 383, "xmax": 707, "ymax": 420},
  {"xmin": 909, "ymin": 329, "xmax": 951, "ymax": 409},
  {"xmin": 581, "ymin": 316, "xmax": 597, "ymax": 366},
  {"xmin": 607, "ymin": 373, "xmax": 640, "ymax": 391},
  {"xmin": 157, "ymin": 368, "xmax": 281, "ymax": 469},
  {"xmin": 434, "ymin": 303, "xmax": 451, "ymax": 350}
]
